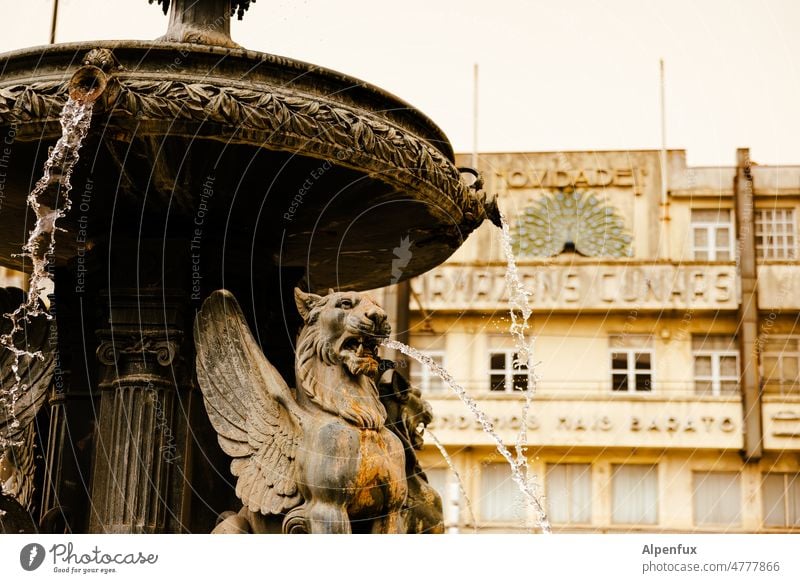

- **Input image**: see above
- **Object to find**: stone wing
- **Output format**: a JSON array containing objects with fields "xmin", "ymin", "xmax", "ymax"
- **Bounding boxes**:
[
  {"xmin": 0, "ymin": 426, "xmax": 36, "ymax": 509},
  {"xmin": 194, "ymin": 289, "xmax": 302, "ymax": 515},
  {"xmin": 0, "ymin": 287, "xmax": 56, "ymax": 509}
]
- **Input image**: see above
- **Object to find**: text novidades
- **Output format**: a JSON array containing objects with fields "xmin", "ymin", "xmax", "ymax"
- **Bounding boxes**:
[{"xmin": 49, "ymin": 543, "xmax": 158, "ymax": 565}]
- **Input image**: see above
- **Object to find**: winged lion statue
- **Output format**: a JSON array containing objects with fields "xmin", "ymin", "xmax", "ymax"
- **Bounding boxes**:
[{"xmin": 194, "ymin": 288, "xmax": 441, "ymax": 534}]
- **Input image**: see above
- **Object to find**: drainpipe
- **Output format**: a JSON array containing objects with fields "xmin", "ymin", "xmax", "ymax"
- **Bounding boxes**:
[{"xmin": 734, "ymin": 148, "xmax": 763, "ymax": 461}]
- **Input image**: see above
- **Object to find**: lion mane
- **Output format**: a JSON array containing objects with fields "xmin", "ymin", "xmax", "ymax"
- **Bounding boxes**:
[{"xmin": 294, "ymin": 292, "xmax": 388, "ymax": 430}]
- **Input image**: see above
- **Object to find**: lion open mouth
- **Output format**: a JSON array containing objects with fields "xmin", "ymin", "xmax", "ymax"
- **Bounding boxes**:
[{"xmin": 338, "ymin": 331, "xmax": 383, "ymax": 376}]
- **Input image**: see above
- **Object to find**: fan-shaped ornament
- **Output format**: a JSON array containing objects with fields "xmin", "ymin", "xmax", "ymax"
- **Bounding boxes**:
[{"xmin": 514, "ymin": 190, "xmax": 633, "ymax": 258}]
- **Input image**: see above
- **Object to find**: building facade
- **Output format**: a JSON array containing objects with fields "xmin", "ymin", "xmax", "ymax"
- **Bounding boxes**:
[
  {"xmin": 400, "ymin": 148, "xmax": 800, "ymax": 533},
  {"xmin": 0, "ymin": 267, "xmax": 25, "ymax": 289}
]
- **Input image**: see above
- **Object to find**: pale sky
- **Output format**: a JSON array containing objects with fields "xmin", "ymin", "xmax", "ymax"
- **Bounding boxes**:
[{"xmin": 1, "ymin": 0, "xmax": 799, "ymax": 166}]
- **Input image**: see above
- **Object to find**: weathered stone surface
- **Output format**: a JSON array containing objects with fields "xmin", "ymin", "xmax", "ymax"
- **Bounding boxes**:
[
  {"xmin": 88, "ymin": 290, "xmax": 187, "ymax": 534},
  {"xmin": 379, "ymin": 366, "xmax": 444, "ymax": 533},
  {"xmin": 194, "ymin": 288, "xmax": 442, "ymax": 533},
  {"xmin": 0, "ymin": 492, "xmax": 37, "ymax": 534}
]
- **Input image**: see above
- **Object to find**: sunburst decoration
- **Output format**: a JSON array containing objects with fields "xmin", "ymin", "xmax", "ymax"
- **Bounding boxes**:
[{"xmin": 514, "ymin": 190, "xmax": 633, "ymax": 257}]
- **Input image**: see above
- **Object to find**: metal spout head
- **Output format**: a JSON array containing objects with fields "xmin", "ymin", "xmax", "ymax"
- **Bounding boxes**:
[
  {"xmin": 459, "ymin": 167, "xmax": 503, "ymax": 229},
  {"xmin": 68, "ymin": 66, "xmax": 107, "ymax": 104},
  {"xmin": 483, "ymin": 194, "xmax": 503, "ymax": 229}
]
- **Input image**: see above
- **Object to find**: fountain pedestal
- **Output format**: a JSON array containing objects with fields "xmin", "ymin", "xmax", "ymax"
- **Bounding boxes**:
[{"xmin": 159, "ymin": 0, "xmax": 238, "ymax": 47}]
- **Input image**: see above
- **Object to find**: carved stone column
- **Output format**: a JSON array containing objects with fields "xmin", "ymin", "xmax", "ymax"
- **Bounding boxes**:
[
  {"xmin": 39, "ymin": 282, "xmax": 92, "ymax": 533},
  {"xmin": 88, "ymin": 290, "xmax": 185, "ymax": 533},
  {"xmin": 40, "ymin": 374, "xmax": 70, "ymax": 531}
]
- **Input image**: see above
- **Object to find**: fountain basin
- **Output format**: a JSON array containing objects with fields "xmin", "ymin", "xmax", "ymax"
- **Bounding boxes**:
[{"xmin": 0, "ymin": 41, "xmax": 492, "ymax": 291}]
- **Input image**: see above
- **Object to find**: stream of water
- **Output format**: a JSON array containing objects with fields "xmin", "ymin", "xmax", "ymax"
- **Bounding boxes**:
[
  {"xmin": 386, "ymin": 210, "xmax": 550, "ymax": 532},
  {"xmin": 384, "ymin": 339, "xmax": 551, "ymax": 532},
  {"xmin": 498, "ymin": 209, "xmax": 543, "ymax": 531},
  {"xmin": 0, "ymin": 97, "xmax": 93, "ymax": 444},
  {"xmin": 424, "ymin": 428, "xmax": 477, "ymax": 533}
]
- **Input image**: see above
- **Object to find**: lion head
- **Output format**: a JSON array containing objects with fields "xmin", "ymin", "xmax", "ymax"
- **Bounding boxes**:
[
  {"xmin": 294, "ymin": 288, "xmax": 391, "ymax": 428},
  {"xmin": 378, "ymin": 366, "xmax": 433, "ymax": 452},
  {"xmin": 403, "ymin": 387, "xmax": 433, "ymax": 451},
  {"xmin": 295, "ymin": 288, "xmax": 390, "ymax": 377}
]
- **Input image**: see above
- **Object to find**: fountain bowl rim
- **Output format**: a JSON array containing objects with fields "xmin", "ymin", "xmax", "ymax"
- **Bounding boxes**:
[{"xmin": 0, "ymin": 39, "xmax": 456, "ymax": 161}]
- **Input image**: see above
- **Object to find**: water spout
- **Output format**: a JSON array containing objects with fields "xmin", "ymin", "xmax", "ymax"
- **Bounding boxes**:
[
  {"xmin": 68, "ymin": 65, "xmax": 108, "ymax": 105},
  {"xmin": 459, "ymin": 168, "xmax": 502, "ymax": 228},
  {"xmin": 484, "ymin": 197, "xmax": 502, "ymax": 228}
]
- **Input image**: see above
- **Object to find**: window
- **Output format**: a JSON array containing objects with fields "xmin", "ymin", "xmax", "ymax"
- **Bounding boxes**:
[
  {"xmin": 692, "ymin": 335, "xmax": 739, "ymax": 396},
  {"xmin": 611, "ymin": 464, "xmax": 658, "ymax": 524},
  {"xmin": 610, "ymin": 336, "xmax": 653, "ymax": 392},
  {"xmin": 409, "ymin": 335, "xmax": 445, "ymax": 392},
  {"xmin": 756, "ymin": 209, "xmax": 796, "ymax": 259},
  {"xmin": 546, "ymin": 463, "xmax": 591, "ymax": 525},
  {"xmin": 489, "ymin": 349, "xmax": 528, "ymax": 392},
  {"xmin": 762, "ymin": 473, "xmax": 800, "ymax": 528},
  {"xmin": 425, "ymin": 467, "xmax": 459, "ymax": 523},
  {"xmin": 760, "ymin": 336, "xmax": 800, "ymax": 394},
  {"xmin": 691, "ymin": 209, "xmax": 734, "ymax": 260},
  {"xmin": 693, "ymin": 472, "xmax": 742, "ymax": 527},
  {"xmin": 479, "ymin": 463, "xmax": 523, "ymax": 523},
  {"xmin": 425, "ymin": 467, "xmax": 451, "ymax": 507},
  {"xmin": 410, "ymin": 350, "xmax": 445, "ymax": 392}
]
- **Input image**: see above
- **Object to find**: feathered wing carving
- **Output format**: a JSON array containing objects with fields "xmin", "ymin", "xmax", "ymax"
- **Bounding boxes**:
[
  {"xmin": 1, "ymin": 425, "xmax": 36, "ymax": 507},
  {"xmin": 0, "ymin": 287, "xmax": 56, "ymax": 510},
  {"xmin": 194, "ymin": 289, "xmax": 303, "ymax": 515},
  {"xmin": 515, "ymin": 190, "xmax": 633, "ymax": 258}
]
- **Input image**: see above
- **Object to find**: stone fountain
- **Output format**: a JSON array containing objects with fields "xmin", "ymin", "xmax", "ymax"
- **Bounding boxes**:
[{"xmin": 0, "ymin": 0, "xmax": 499, "ymax": 534}]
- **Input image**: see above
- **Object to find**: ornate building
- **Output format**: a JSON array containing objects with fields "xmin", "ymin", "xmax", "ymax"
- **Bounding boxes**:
[{"xmin": 401, "ymin": 148, "xmax": 800, "ymax": 533}]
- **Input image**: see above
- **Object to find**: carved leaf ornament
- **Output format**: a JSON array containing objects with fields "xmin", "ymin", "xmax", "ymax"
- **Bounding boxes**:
[
  {"xmin": 0, "ymin": 81, "xmax": 66, "ymax": 122},
  {"xmin": 0, "ymin": 77, "xmax": 473, "ymax": 218}
]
